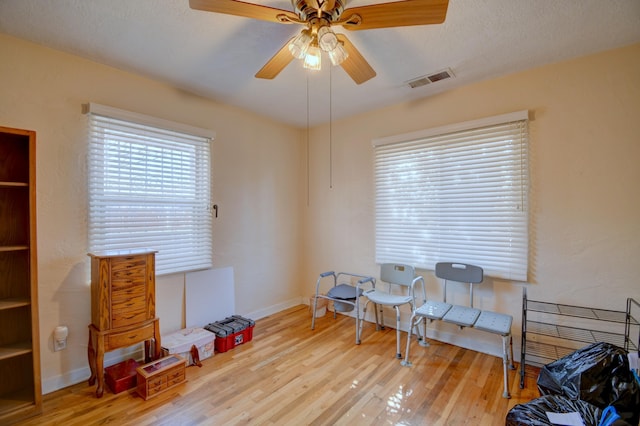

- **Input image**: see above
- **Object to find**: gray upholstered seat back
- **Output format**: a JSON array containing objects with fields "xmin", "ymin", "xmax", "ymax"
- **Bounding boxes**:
[
  {"xmin": 380, "ymin": 263, "xmax": 416, "ymax": 286},
  {"xmin": 435, "ymin": 262, "xmax": 483, "ymax": 284}
]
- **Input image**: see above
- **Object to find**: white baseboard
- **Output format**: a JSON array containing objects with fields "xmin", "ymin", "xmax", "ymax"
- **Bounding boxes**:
[
  {"xmin": 242, "ymin": 296, "xmax": 305, "ymax": 321},
  {"xmin": 42, "ymin": 346, "xmax": 144, "ymax": 395}
]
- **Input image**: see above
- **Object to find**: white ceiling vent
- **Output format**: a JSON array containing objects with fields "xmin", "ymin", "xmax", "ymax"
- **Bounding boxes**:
[{"xmin": 407, "ymin": 68, "xmax": 455, "ymax": 88}]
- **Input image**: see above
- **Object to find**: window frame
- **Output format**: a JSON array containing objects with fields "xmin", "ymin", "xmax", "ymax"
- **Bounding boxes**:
[
  {"xmin": 372, "ymin": 111, "xmax": 529, "ymax": 281},
  {"xmin": 85, "ymin": 103, "xmax": 215, "ymax": 276}
]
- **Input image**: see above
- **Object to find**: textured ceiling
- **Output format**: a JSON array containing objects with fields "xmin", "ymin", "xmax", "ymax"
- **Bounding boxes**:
[{"xmin": 1, "ymin": 0, "xmax": 639, "ymax": 128}]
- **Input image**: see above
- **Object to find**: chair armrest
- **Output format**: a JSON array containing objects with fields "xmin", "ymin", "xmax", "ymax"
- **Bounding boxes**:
[
  {"xmin": 357, "ymin": 276, "xmax": 376, "ymax": 291},
  {"xmin": 411, "ymin": 275, "xmax": 427, "ymax": 305},
  {"xmin": 315, "ymin": 271, "xmax": 337, "ymax": 294}
]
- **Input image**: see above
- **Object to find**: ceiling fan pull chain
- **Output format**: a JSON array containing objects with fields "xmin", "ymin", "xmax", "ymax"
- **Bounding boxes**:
[
  {"xmin": 329, "ymin": 66, "xmax": 333, "ymax": 190},
  {"xmin": 307, "ymin": 73, "xmax": 311, "ymax": 206}
]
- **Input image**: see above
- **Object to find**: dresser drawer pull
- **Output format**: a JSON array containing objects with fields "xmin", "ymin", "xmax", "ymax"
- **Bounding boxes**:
[
  {"xmin": 149, "ymin": 377, "xmax": 164, "ymax": 387},
  {"xmin": 168, "ymin": 372, "xmax": 182, "ymax": 380}
]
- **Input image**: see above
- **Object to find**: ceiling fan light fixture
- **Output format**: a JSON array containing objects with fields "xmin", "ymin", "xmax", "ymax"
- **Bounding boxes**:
[
  {"xmin": 328, "ymin": 42, "xmax": 348, "ymax": 66},
  {"xmin": 192, "ymin": 0, "xmax": 450, "ymax": 84},
  {"xmin": 303, "ymin": 44, "xmax": 322, "ymax": 71},
  {"xmin": 288, "ymin": 29, "xmax": 312, "ymax": 59},
  {"xmin": 317, "ymin": 26, "xmax": 338, "ymax": 52}
]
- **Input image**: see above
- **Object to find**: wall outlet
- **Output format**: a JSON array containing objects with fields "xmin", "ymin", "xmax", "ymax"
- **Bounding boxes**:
[
  {"xmin": 53, "ymin": 325, "xmax": 68, "ymax": 351},
  {"xmin": 54, "ymin": 339, "xmax": 66, "ymax": 351}
]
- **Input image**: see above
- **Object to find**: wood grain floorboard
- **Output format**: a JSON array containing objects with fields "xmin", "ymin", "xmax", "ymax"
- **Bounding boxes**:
[{"xmin": 16, "ymin": 305, "xmax": 541, "ymax": 425}]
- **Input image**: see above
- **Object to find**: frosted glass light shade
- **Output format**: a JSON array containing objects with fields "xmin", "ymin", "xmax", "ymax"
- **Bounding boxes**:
[
  {"xmin": 328, "ymin": 43, "xmax": 348, "ymax": 66},
  {"xmin": 317, "ymin": 26, "xmax": 338, "ymax": 52},
  {"xmin": 289, "ymin": 29, "xmax": 312, "ymax": 59},
  {"xmin": 303, "ymin": 45, "xmax": 322, "ymax": 70}
]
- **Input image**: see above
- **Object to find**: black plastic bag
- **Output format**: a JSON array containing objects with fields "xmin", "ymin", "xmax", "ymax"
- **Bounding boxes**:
[
  {"xmin": 506, "ymin": 394, "xmax": 602, "ymax": 426},
  {"xmin": 536, "ymin": 342, "xmax": 640, "ymax": 425}
]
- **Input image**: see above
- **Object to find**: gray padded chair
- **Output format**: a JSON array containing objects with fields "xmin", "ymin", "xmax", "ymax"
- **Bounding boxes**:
[
  {"xmin": 311, "ymin": 271, "xmax": 374, "ymax": 345},
  {"xmin": 363, "ymin": 263, "xmax": 425, "ymax": 359}
]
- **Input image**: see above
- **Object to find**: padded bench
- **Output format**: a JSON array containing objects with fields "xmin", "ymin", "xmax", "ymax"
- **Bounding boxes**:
[{"xmin": 401, "ymin": 262, "xmax": 515, "ymax": 399}]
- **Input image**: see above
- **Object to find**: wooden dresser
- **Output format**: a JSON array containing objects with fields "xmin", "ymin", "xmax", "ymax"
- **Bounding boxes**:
[{"xmin": 87, "ymin": 249, "xmax": 161, "ymax": 398}]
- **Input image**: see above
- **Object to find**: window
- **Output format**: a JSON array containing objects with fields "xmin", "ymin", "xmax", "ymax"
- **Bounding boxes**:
[
  {"xmin": 373, "ymin": 111, "xmax": 529, "ymax": 281},
  {"xmin": 85, "ymin": 103, "xmax": 214, "ymax": 275}
]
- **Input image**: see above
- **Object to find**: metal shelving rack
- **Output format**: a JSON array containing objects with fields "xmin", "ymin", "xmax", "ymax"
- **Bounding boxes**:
[{"xmin": 520, "ymin": 287, "xmax": 639, "ymax": 388}]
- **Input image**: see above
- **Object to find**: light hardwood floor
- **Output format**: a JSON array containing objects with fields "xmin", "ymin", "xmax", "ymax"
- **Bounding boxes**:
[{"xmin": 18, "ymin": 305, "xmax": 540, "ymax": 425}]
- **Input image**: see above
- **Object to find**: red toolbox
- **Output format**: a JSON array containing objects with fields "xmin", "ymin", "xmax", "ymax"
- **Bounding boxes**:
[
  {"xmin": 204, "ymin": 315, "xmax": 255, "ymax": 353},
  {"xmin": 105, "ymin": 358, "xmax": 140, "ymax": 394}
]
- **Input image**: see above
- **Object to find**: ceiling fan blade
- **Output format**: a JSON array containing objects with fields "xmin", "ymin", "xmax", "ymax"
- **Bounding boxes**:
[
  {"xmin": 189, "ymin": 0, "xmax": 299, "ymax": 24},
  {"xmin": 336, "ymin": 34, "xmax": 376, "ymax": 85},
  {"xmin": 255, "ymin": 38, "xmax": 296, "ymax": 80},
  {"xmin": 339, "ymin": 0, "xmax": 449, "ymax": 31}
]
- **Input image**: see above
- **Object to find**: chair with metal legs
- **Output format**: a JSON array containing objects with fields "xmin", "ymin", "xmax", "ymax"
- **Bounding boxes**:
[
  {"xmin": 363, "ymin": 263, "xmax": 425, "ymax": 359},
  {"xmin": 402, "ymin": 262, "xmax": 514, "ymax": 398},
  {"xmin": 311, "ymin": 271, "xmax": 375, "ymax": 344}
]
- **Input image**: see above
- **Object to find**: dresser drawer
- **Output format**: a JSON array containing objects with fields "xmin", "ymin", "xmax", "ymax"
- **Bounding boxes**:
[
  {"xmin": 110, "ymin": 257, "xmax": 147, "ymax": 288},
  {"xmin": 147, "ymin": 381, "xmax": 166, "ymax": 397},
  {"xmin": 148, "ymin": 375, "xmax": 166, "ymax": 388},
  {"xmin": 111, "ymin": 282, "xmax": 146, "ymax": 303},
  {"xmin": 106, "ymin": 322, "xmax": 155, "ymax": 350},
  {"xmin": 110, "ymin": 255, "xmax": 147, "ymax": 273},
  {"xmin": 111, "ymin": 270, "xmax": 146, "ymax": 289},
  {"xmin": 167, "ymin": 368, "xmax": 185, "ymax": 384},
  {"xmin": 111, "ymin": 307, "xmax": 149, "ymax": 329},
  {"xmin": 146, "ymin": 375, "xmax": 167, "ymax": 397},
  {"xmin": 111, "ymin": 291, "xmax": 146, "ymax": 312}
]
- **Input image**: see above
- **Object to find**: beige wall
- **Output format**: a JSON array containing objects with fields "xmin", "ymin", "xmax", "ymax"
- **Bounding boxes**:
[
  {"xmin": 2, "ymin": 31, "xmax": 639, "ymax": 393},
  {"xmin": 0, "ymin": 34, "xmax": 304, "ymax": 393},
  {"xmin": 304, "ymin": 43, "xmax": 640, "ymax": 355}
]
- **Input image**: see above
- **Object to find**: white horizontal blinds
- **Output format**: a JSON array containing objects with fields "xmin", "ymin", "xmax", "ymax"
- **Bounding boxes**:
[
  {"xmin": 88, "ymin": 113, "xmax": 212, "ymax": 275},
  {"xmin": 375, "ymin": 116, "xmax": 528, "ymax": 281}
]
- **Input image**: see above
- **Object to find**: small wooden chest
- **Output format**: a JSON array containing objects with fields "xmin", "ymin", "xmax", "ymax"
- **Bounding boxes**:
[{"xmin": 135, "ymin": 355, "xmax": 186, "ymax": 400}]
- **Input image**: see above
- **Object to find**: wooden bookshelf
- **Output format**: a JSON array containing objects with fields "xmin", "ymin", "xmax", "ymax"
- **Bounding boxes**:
[{"xmin": 0, "ymin": 126, "xmax": 41, "ymax": 424}]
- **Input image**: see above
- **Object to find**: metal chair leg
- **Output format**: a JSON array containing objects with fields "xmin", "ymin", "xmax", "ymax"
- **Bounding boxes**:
[
  {"xmin": 508, "ymin": 334, "xmax": 515, "ymax": 369},
  {"xmin": 377, "ymin": 303, "xmax": 385, "ymax": 331},
  {"xmin": 501, "ymin": 335, "xmax": 511, "ymax": 399},
  {"xmin": 355, "ymin": 298, "xmax": 369, "ymax": 345},
  {"xmin": 401, "ymin": 313, "xmax": 417, "ymax": 367},
  {"xmin": 311, "ymin": 296, "xmax": 318, "ymax": 330},
  {"xmin": 394, "ymin": 306, "xmax": 402, "ymax": 359},
  {"xmin": 418, "ymin": 317, "xmax": 430, "ymax": 347},
  {"xmin": 359, "ymin": 300, "xmax": 373, "ymax": 345}
]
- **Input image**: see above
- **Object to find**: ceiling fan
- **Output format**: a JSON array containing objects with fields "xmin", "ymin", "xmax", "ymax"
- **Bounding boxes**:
[{"xmin": 189, "ymin": 0, "xmax": 449, "ymax": 84}]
